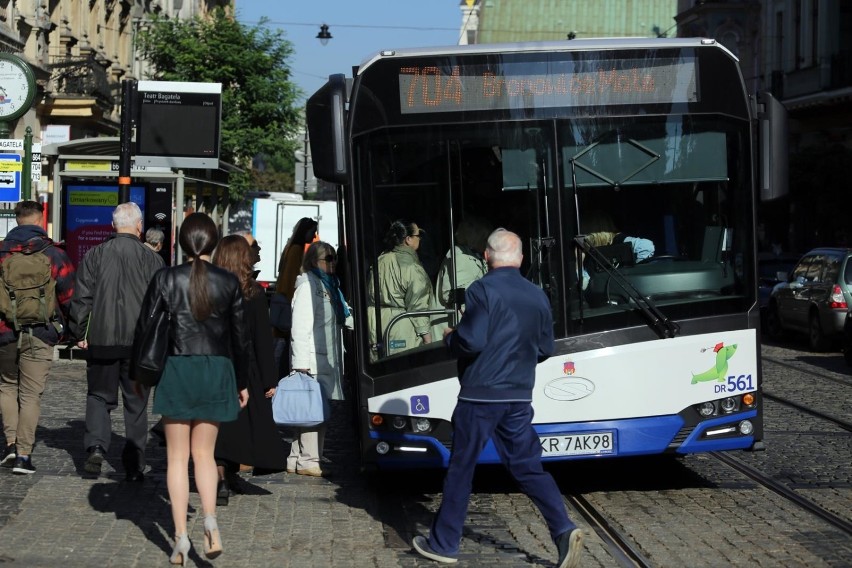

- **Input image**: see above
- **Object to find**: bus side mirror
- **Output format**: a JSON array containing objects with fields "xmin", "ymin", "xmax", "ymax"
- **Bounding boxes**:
[
  {"xmin": 307, "ymin": 74, "xmax": 350, "ymax": 185},
  {"xmin": 757, "ymin": 91, "xmax": 788, "ymax": 201}
]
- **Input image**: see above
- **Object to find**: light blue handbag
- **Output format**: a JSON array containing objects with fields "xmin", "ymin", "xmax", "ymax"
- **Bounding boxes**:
[{"xmin": 271, "ymin": 371, "xmax": 329, "ymax": 427}]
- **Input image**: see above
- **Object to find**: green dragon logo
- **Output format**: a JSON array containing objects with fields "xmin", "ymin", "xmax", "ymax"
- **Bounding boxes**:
[{"xmin": 691, "ymin": 342, "xmax": 738, "ymax": 384}]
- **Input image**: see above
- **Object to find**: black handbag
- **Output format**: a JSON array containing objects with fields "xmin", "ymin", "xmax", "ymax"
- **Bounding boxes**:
[
  {"xmin": 269, "ymin": 292, "xmax": 292, "ymax": 332},
  {"xmin": 132, "ymin": 295, "xmax": 171, "ymax": 387}
]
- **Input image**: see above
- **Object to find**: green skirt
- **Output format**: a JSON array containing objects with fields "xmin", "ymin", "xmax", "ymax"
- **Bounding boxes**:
[{"xmin": 153, "ymin": 355, "xmax": 240, "ymax": 422}]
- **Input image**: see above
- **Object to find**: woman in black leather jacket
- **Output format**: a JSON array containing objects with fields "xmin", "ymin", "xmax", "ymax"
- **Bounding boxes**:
[{"xmin": 136, "ymin": 213, "xmax": 249, "ymax": 564}]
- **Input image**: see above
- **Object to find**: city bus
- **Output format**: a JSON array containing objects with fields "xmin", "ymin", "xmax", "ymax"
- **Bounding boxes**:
[{"xmin": 306, "ymin": 38, "xmax": 788, "ymax": 470}]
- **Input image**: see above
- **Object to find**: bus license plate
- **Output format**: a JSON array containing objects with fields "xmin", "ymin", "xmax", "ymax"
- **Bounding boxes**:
[{"xmin": 540, "ymin": 431, "xmax": 615, "ymax": 457}]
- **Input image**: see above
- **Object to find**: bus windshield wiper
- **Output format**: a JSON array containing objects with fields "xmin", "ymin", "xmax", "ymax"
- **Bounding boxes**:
[{"xmin": 574, "ymin": 235, "xmax": 680, "ymax": 339}]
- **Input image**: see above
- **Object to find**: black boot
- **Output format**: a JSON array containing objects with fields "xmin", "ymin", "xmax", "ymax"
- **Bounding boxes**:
[{"xmin": 216, "ymin": 478, "xmax": 229, "ymax": 506}]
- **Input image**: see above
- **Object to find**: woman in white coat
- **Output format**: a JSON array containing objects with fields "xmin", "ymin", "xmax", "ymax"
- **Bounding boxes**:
[{"xmin": 289, "ymin": 241, "xmax": 352, "ymax": 476}]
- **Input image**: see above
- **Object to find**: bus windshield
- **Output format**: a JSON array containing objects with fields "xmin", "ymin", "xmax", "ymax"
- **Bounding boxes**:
[{"xmin": 356, "ymin": 112, "xmax": 753, "ymax": 368}]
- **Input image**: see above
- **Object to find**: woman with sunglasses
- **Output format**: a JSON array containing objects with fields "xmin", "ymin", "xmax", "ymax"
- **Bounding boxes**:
[
  {"xmin": 289, "ymin": 241, "xmax": 352, "ymax": 476},
  {"xmin": 367, "ymin": 220, "xmax": 434, "ymax": 359}
]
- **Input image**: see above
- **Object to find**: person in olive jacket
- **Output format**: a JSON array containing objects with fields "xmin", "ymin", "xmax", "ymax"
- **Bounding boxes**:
[
  {"xmin": 367, "ymin": 220, "xmax": 433, "ymax": 360},
  {"xmin": 68, "ymin": 202, "xmax": 164, "ymax": 480}
]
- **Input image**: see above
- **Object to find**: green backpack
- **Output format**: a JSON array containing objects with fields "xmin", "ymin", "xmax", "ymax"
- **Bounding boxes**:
[{"xmin": 0, "ymin": 246, "xmax": 56, "ymax": 332}]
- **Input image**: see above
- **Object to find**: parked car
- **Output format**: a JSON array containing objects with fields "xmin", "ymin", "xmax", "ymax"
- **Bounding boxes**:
[
  {"xmin": 842, "ymin": 310, "xmax": 852, "ymax": 366},
  {"xmin": 757, "ymin": 252, "xmax": 800, "ymax": 320},
  {"xmin": 765, "ymin": 247, "xmax": 852, "ymax": 351}
]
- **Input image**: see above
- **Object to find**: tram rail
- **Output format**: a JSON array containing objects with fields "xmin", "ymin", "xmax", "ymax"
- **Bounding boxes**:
[
  {"xmin": 762, "ymin": 355, "xmax": 852, "ymax": 388},
  {"xmin": 565, "ymin": 493, "xmax": 653, "ymax": 568},
  {"xmin": 712, "ymin": 451, "xmax": 852, "ymax": 536},
  {"xmin": 763, "ymin": 391, "xmax": 852, "ymax": 432}
]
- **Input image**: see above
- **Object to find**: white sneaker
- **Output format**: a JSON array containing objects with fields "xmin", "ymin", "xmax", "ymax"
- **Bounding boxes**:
[{"xmin": 412, "ymin": 535, "xmax": 458, "ymax": 564}]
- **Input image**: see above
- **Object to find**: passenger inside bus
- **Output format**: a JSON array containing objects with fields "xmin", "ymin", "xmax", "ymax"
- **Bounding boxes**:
[
  {"xmin": 579, "ymin": 210, "xmax": 655, "ymax": 290},
  {"xmin": 431, "ymin": 215, "xmax": 492, "ymax": 335},
  {"xmin": 367, "ymin": 220, "xmax": 434, "ymax": 360}
]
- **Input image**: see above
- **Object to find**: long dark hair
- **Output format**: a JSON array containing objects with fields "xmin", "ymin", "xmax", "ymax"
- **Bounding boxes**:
[
  {"xmin": 213, "ymin": 235, "xmax": 257, "ymax": 299},
  {"xmin": 179, "ymin": 213, "xmax": 219, "ymax": 320},
  {"xmin": 289, "ymin": 217, "xmax": 318, "ymax": 248},
  {"xmin": 383, "ymin": 219, "xmax": 418, "ymax": 251}
]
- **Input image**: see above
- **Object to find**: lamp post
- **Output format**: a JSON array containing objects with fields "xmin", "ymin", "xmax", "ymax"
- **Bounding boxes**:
[{"xmin": 317, "ymin": 24, "xmax": 332, "ymax": 46}]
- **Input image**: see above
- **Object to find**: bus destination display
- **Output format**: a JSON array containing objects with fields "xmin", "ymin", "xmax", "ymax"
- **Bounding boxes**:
[{"xmin": 398, "ymin": 57, "xmax": 698, "ymax": 114}]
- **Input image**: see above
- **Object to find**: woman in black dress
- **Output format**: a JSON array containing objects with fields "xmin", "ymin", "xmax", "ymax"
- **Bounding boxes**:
[
  {"xmin": 212, "ymin": 235, "xmax": 287, "ymax": 504},
  {"xmin": 136, "ymin": 213, "xmax": 250, "ymax": 564}
]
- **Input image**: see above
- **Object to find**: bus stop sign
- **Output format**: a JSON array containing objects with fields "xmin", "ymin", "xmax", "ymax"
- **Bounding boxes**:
[{"xmin": 0, "ymin": 153, "xmax": 22, "ymax": 203}]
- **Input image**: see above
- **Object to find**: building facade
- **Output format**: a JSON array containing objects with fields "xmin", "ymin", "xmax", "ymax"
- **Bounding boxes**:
[
  {"xmin": 675, "ymin": 0, "xmax": 852, "ymax": 253},
  {"xmin": 0, "ymin": 0, "xmax": 228, "ymax": 192},
  {"xmin": 458, "ymin": 0, "xmax": 680, "ymax": 44}
]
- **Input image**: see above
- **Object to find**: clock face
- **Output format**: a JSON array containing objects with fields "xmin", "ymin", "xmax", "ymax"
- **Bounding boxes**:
[{"xmin": 0, "ymin": 55, "xmax": 35, "ymax": 120}]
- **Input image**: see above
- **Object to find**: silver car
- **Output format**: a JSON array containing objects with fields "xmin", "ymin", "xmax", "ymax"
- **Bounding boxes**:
[{"xmin": 765, "ymin": 247, "xmax": 852, "ymax": 351}]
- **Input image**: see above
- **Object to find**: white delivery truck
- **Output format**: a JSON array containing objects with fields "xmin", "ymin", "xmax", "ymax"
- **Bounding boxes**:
[{"xmin": 251, "ymin": 197, "xmax": 339, "ymax": 289}]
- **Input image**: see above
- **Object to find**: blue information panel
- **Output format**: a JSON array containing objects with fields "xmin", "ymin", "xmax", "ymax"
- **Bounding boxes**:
[
  {"xmin": 63, "ymin": 183, "xmax": 146, "ymax": 265},
  {"xmin": 0, "ymin": 153, "xmax": 21, "ymax": 202}
]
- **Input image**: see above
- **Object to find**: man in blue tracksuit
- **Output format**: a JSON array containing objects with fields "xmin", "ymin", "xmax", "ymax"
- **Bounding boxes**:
[{"xmin": 412, "ymin": 228, "xmax": 584, "ymax": 568}]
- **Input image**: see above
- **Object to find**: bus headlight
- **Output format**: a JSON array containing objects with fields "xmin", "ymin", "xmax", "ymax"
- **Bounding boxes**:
[
  {"xmin": 698, "ymin": 402, "xmax": 715, "ymax": 417},
  {"xmin": 738, "ymin": 420, "xmax": 754, "ymax": 435},
  {"xmin": 720, "ymin": 397, "xmax": 737, "ymax": 413},
  {"xmin": 391, "ymin": 416, "xmax": 407, "ymax": 430},
  {"xmin": 376, "ymin": 441, "xmax": 390, "ymax": 455},
  {"xmin": 414, "ymin": 418, "xmax": 431, "ymax": 433}
]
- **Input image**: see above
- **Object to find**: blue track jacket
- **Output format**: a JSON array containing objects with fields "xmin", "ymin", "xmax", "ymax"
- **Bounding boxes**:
[{"xmin": 445, "ymin": 266, "xmax": 555, "ymax": 402}]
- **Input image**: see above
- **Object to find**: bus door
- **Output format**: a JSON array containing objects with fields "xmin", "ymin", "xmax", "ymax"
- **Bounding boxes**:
[{"xmin": 356, "ymin": 121, "xmax": 565, "ymax": 368}]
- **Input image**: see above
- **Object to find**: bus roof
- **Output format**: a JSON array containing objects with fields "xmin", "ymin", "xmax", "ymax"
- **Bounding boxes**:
[{"xmin": 357, "ymin": 37, "xmax": 736, "ymax": 76}]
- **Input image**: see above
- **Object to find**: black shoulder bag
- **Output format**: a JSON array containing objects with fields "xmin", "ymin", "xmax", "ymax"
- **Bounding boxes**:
[{"xmin": 132, "ymin": 295, "xmax": 171, "ymax": 387}]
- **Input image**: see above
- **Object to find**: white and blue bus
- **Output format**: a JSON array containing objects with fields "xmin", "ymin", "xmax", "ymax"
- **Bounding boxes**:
[{"xmin": 306, "ymin": 38, "xmax": 788, "ymax": 470}]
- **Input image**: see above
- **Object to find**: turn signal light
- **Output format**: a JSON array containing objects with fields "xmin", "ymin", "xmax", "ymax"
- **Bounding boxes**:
[
  {"xmin": 742, "ymin": 393, "xmax": 755, "ymax": 406},
  {"xmin": 371, "ymin": 414, "xmax": 383, "ymax": 426}
]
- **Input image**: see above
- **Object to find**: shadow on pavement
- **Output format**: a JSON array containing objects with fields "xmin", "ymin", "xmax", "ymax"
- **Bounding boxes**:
[
  {"xmin": 36, "ymin": 419, "xmax": 146, "ymax": 477},
  {"xmin": 88, "ymin": 481, "xmax": 174, "ymax": 558}
]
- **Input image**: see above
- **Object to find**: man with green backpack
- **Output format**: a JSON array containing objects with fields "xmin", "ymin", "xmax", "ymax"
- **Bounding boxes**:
[{"xmin": 0, "ymin": 200, "xmax": 76, "ymax": 474}]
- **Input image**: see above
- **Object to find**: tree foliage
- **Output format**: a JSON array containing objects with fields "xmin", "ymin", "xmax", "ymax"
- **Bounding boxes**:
[{"xmin": 136, "ymin": 8, "xmax": 301, "ymax": 198}]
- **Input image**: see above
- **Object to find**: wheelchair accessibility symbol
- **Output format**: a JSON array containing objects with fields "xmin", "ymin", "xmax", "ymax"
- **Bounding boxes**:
[{"xmin": 410, "ymin": 395, "xmax": 429, "ymax": 415}]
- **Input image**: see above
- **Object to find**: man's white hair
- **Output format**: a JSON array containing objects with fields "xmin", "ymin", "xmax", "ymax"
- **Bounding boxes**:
[
  {"xmin": 486, "ymin": 228, "xmax": 522, "ymax": 267},
  {"xmin": 112, "ymin": 202, "xmax": 142, "ymax": 229},
  {"xmin": 145, "ymin": 227, "xmax": 165, "ymax": 245}
]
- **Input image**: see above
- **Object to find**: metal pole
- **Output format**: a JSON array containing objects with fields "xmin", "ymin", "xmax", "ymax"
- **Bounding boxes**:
[
  {"xmin": 175, "ymin": 170, "xmax": 185, "ymax": 264},
  {"xmin": 51, "ymin": 158, "xmax": 62, "ymax": 240},
  {"xmin": 22, "ymin": 126, "xmax": 32, "ymax": 200},
  {"xmin": 118, "ymin": 79, "xmax": 136, "ymax": 204}
]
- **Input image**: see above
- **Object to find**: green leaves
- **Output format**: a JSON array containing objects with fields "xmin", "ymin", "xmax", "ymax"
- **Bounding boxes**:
[{"xmin": 137, "ymin": 9, "xmax": 302, "ymax": 198}]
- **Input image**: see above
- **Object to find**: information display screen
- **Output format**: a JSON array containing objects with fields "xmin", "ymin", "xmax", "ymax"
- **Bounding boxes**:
[
  {"xmin": 398, "ymin": 57, "xmax": 698, "ymax": 114},
  {"xmin": 135, "ymin": 81, "xmax": 221, "ymax": 169}
]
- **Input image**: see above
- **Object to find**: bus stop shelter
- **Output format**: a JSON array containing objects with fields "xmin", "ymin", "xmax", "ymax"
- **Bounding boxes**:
[{"xmin": 42, "ymin": 137, "xmax": 239, "ymax": 264}]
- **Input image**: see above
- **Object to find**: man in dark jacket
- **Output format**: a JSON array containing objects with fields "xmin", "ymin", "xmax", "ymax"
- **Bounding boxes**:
[
  {"xmin": 0, "ymin": 200, "xmax": 76, "ymax": 475},
  {"xmin": 69, "ymin": 202, "xmax": 165, "ymax": 480},
  {"xmin": 412, "ymin": 229, "xmax": 584, "ymax": 568}
]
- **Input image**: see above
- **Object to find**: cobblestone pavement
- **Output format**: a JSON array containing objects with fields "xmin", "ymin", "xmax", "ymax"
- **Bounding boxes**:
[
  {"xmin": 1, "ymin": 347, "xmax": 850, "ymax": 567},
  {"xmin": 0, "ymin": 357, "xmax": 568, "ymax": 568}
]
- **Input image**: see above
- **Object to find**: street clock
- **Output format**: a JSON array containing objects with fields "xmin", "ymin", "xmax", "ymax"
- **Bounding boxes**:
[{"xmin": 0, "ymin": 53, "xmax": 36, "ymax": 122}]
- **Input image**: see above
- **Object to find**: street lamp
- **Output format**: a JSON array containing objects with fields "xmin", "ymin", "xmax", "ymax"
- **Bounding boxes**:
[{"xmin": 317, "ymin": 24, "xmax": 332, "ymax": 46}]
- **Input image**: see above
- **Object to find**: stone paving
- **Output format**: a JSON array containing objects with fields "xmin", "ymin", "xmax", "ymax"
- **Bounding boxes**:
[
  {"xmin": 0, "ymin": 356, "xmax": 567, "ymax": 568},
  {"xmin": 0, "ymin": 357, "xmax": 404, "ymax": 567},
  {"xmin": 2, "ymin": 347, "xmax": 851, "ymax": 567}
]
